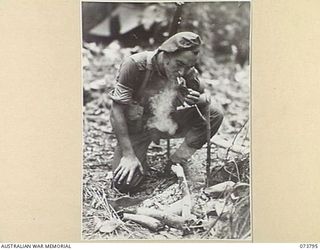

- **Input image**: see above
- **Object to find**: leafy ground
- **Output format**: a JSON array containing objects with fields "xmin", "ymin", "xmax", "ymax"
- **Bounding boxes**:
[{"xmin": 82, "ymin": 41, "xmax": 250, "ymax": 240}]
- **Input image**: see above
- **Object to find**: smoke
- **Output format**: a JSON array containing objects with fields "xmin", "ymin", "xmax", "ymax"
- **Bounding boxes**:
[{"xmin": 147, "ymin": 86, "xmax": 178, "ymax": 135}]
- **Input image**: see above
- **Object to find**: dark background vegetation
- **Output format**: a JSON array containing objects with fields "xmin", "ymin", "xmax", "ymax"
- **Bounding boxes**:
[{"xmin": 82, "ymin": 2, "xmax": 250, "ymax": 65}]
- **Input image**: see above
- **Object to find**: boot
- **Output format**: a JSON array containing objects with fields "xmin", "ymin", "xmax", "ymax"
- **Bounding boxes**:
[{"xmin": 169, "ymin": 140, "xmax": 197, "ymax": 178}]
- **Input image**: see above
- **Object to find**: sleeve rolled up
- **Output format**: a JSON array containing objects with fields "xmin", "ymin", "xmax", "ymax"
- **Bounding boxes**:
[{"xmin": 109, "ymin": 82, "xmax": 133, "ymax": 104}]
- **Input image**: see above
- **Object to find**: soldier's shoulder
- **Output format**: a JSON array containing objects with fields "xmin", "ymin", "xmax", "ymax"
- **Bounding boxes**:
[{"xmin": 129, "ymin": 51, "xmax": 154, "ymax": 70}]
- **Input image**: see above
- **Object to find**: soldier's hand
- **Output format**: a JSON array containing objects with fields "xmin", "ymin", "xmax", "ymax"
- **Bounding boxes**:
[
  {"xmin": 113, "ymin": 155, "xmax": 144, "ymax": 185},
  {"xmin": 185, "ymin": 88, "xmax": 200, "ymax": 105}
]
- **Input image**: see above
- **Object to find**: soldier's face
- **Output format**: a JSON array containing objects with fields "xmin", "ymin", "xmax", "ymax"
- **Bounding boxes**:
[{"xmin": 164, "ymin": 49, "xmax": 199, "ymax": 80}]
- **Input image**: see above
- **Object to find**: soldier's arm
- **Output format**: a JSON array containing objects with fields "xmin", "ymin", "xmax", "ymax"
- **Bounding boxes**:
[
  {"xmin": 110, "ymin": 104, "xmax": 143, "ymax": 184},
  {"xmin": 109, "ymin": 57, "xmax": 139, "ymax": 157},
  {"xmin": 109, "ymin": 58, "xmax": 144, "ymax": 184},
  {"xmin": 110, "ymin": 103, "xmax": 134, "ymax": 157}
]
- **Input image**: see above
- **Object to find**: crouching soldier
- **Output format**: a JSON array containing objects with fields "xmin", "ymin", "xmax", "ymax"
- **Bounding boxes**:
[{"xmin": 109, "ymin": 32, "xmax": 223, "ymax": 193}]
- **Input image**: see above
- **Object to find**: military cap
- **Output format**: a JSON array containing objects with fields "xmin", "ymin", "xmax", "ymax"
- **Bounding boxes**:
[{"xmin": 158, "ymin": 32, "xmax": 202, "ymax": 53}]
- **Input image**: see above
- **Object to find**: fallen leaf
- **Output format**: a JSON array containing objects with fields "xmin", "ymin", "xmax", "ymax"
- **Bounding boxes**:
[
  {"xmin": 201, "ymin": 218, "xmax": 218, "ymax": 231},
  {"xmin": 214, "ymin": 199, "xmax": 233, "ymax": 216},
  {"xmin": 99, "ymin": 219, "xmax": 120, "ymax": 233},
  {"xmin": 214, "ymin": 199, "xmax": 225, "ymax": 216},
  {"xmin": 203, "ymin": 199, "xmax": 217, "ymax": 215},
  {"xmin": 204, "ymin": 181, "xmax": 235, "ymax": 197},
  {"xmin": 93, "ymin": 216, "xmax": 102, "ymax": 232}
]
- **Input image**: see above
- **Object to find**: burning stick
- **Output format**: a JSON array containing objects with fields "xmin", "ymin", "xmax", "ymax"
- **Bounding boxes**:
[
  {"xmin": 122, "ymin": 213, "xmax": 164, "ymax": 232},
  {"xmin": 171, "ymin": 164, "xmax": 192, "ymax": 219},
  {"xmin": 125, "ymin": 207, "xmax": 189, "ymax": 230}
]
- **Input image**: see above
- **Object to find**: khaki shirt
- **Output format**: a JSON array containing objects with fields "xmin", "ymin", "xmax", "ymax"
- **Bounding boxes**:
[{"xmin": 110, "ymin": 50, "xmax": 204, "ymax": 113}]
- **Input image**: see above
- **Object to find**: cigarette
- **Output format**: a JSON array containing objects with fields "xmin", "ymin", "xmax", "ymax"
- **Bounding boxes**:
[{"xmin": 176, "ymin": 76, "xmax": 182, "ymax": 85}]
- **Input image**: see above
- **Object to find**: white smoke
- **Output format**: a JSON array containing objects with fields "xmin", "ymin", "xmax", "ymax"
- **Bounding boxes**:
[{"xmin": 147, "ymin": 86, "xmax": 178, "ymax": 135}]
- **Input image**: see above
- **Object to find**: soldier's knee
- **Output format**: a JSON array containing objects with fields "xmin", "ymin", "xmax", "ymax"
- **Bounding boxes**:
[{"xmin": 209, "ymin": 106, "xmax": 224, "ymax": 126}]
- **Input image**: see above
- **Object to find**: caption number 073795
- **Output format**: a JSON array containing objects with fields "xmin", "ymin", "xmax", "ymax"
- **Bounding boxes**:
[{"xmin": 299, "ymin": 244, "xmax": 318, "ymax": 248}]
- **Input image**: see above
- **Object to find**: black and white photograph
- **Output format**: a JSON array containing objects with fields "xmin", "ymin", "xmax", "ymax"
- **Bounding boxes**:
[{"xmin": 81, "ymin": 1, "xmax": 251, "ymax": 240}]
